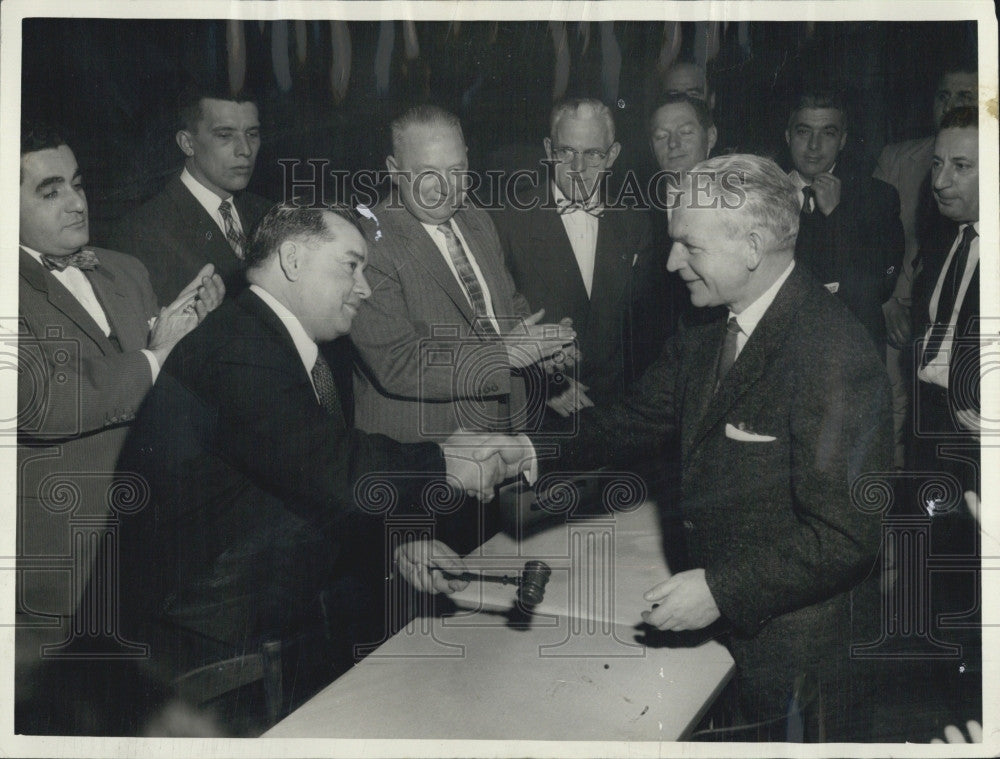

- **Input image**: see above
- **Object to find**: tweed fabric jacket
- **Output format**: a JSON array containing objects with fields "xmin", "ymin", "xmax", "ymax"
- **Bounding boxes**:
[{"xmin": 534, "ymin": 264, "xmax": 891, "ymax": 723}]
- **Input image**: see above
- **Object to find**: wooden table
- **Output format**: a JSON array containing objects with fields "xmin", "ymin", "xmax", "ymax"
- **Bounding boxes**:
[{"xmin": 264, "ymin": 501, "xmax": 734, "ymax": 741}]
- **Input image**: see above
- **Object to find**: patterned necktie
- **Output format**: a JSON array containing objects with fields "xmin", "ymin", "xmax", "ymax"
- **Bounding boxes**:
[
  {"xmin": 311, "ymin": 351, "xmax": 341, "ymax": 417},
  {"xmin": 41, "ymin": 248, "xmax": 99, "ymax": 272},
  {"xmin": 556, "ymin": 198, "xmax": 604, "ymax": 218},
  {"xmin": 437, "ymin": 223, "xmax": 498, "ymax": 337},
  {"xmin": 801, "ymin": 186, "xmax": 815, "ymax": 214},
  {"xmin": 219, "ymin": 200, "xmax": 246, "ymax": 259},
  {"xmin": 922, "ymin": 225, "xmax": 977, "ymax": 367},
  {"xmin": 716, "ymin": 317, "xmax": 742, "ymax": 388}
]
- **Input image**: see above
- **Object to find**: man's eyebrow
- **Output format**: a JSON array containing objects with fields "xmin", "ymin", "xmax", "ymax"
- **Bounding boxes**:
[
  {"xmin": 34, "ymin": 175, "xmax": 66, "ymax": 192},
  {"xmin": 342, "ymin": 249, "xmax": 366, "ymax": 262}
]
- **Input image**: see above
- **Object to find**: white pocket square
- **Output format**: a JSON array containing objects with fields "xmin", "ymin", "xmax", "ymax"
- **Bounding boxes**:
[
  {"xmin": 725, "ymin": 423, "xmax": 777, "ymax": 442},
  {"xmin": 823, "ymin": 281, "xmax": 840, "ymax": 294}
]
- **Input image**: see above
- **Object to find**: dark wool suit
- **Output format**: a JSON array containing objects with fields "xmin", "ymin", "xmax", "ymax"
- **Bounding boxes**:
[
  {"xmin": 18, "ymin": 247, "xmax": 158, "ymax": 619},
  {"xmin": 115, "ymin": 289, "xmax": 445, "ymax": 677},
  {"xmin": 794, "ymin": 165, "xmax": 904, "ymax": 351},
  {"xmin": 491, "ymin": 190, "xmax": 661, "ymax": 406},
  {"xmin": 105, "ymin": 174, "xmax": 272, "ymax": 304},
  {"xmin": 533, "ymin": 265, "xmax": 891, "ymax": 737},
  {"xmin": 350, "ymin": 199, "xmax": 533, "ymax": 443}
]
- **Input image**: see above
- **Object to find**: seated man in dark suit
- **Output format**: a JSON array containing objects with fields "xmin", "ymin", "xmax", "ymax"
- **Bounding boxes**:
[
  {"xmin": 491, "ymin": 155, "xmax": 891, "ymax": 739},
  {"xmin": 16, "ymin": 123, "xmax": 223, "ymax": 726},
  {"xmin": 114, "ymin": 203, "xmax": 497, "ymax": 726},
  {"xmin": 492, "ymin": 98, "xmax": 658, "ymax": 415},
  {"xmin": 106, "ymin": 84, "xmax": 272, "ymax": 304},
  {"xmin": 784, "ymin": 89, "xmax": 904, "ymax": 351}
]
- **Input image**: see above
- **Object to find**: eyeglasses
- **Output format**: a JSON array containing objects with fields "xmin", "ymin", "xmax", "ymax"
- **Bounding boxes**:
[{"xmin": 549, "ymin": 145, "xmax": 610, "ymax": 167}]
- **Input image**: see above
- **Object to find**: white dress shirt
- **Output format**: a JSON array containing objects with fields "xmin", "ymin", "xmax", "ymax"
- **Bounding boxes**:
[
  {"xmin": 918, "ymin": 222, "xmax": 980, "ymax": 390},
  {"xmin": 729, "ymin": 260, "xmax": 796, "ymax": 358},
  {"xmin": 22, "ymin": 245, "xmax": 160, "ymax": 381},
  {"xmin": 421, "ymin": 218, "xmax": 501, "ymax": 333},
  {"xmin": 180, "ymin": 167, "xmax": 245, "ymax": 238},
  {"xmin": 552, "ymin": 182, "xmax": 599, "ymax": 298},
  {"xmin": 249, "ymin": 284, "xmax": 322, "ymax": 401}
]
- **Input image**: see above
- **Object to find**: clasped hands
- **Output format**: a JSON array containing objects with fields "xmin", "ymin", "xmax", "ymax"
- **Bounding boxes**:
[
  {"xmin": 503, "ymin": 310, "xmax": 592, "ymax": 416},
  {"xmin": 148, "ymin": 263, "xmax": 225, "ymax": 364},
  {"xmin": 440, "ymin": 432, "xmax": 534, "ymax": 502}
]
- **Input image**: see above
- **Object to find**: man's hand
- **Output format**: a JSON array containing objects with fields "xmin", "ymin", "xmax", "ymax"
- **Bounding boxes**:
[
  {"xmin": 811, "ymin": 172, "xmax": 841, "ymax": 216},
  {"xmin": 441, "ymin": 432, "xmax": 535, "ymax": 499},
  {"xmin": 394, "ymin": 539, "xmax": 470, "ymax": 594},
  {"xmin": 882, "ymin": 298, "xmax": 911, "ymax": 349},
  {"xmin": 546, "ymin": 377, "xmax": 594, "ymax": 417},
  {"xmin": 504, "ymin": 309, "xmax": 577, "ymax": 372},
  {"xmin": 641, "ymin": 568, "xmax": 720, "ymax": 631},
  {"xmin": 148, "ymin": 264, "xmax": 225, "ymax": 365}
]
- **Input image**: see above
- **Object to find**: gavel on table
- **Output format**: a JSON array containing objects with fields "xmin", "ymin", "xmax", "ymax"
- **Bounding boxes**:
[{"xmin": 442, "ymin": 560, "xmax": 552, "ymax": 606}]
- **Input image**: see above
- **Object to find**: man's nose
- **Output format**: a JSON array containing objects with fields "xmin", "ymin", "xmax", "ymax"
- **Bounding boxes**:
[
  {"xmin": 66, "ymin": 190, "xmax": 86, "ymax": 214},
  {"xmin": 355, "ymin": 270, "xmax": 372, "ymax": 299},
  {"xmin": 807, "ymin": 131, "xmax": 820, "ymax": 151},
  {"xmin": 234, "ymin": 134, "xmax": 252, "ymax": 157},
  {"xmin": 666, "ymin": 243, "xmax": 685, "ymax": 272},
  {"xmin": 933, "ymin": 166, "xmax": 952, "ymax": 190},
  {"xmin": 569, "ymin": 151, "xmax": 586, "ymax": 172},
  {"xmin": 668, "ymin": 132, "xmax": 680, "ymax": 149}
]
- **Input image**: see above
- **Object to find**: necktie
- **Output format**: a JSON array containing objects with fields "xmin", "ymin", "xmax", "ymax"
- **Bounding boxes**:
[
  {"xmin": 922, "ymin": 225, "xmax": 977, "ymax": 367},
  {"xmin": 219, "ymin": 200, "xmax": 246, "ymax": 259},
  {"xmin": 311, "ymin": 351, "xmax": 341, "ymax": 417},
  {"xmin": 716, "ymin": 317, "xmax": 741, "ymax": 388},
  {"xmin": 801, "ymin": 186, "xmax": 815, "ymax": 214},
  {"xmin": 556, "ymin": 198, "xmax": 604, "ymax": 218},
  {"xmin": 437, "ymin": 223, "xmax": 498, "ymax": 337},
  {"xmin": 41, "ymin": 248, "xmax": 99, "ymax": 272}
]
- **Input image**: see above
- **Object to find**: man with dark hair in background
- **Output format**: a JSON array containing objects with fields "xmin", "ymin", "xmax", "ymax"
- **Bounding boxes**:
[
  {"xmin": 784, "ymin": 89, "xmax": 904, "ymax": 351},
  {"xmin": 875, "ymin": 59, "xmax": 977, "ymax": 466},
  {"xmin": 106, "ymin": 85, "xmax": 272, "ymax": 304}
]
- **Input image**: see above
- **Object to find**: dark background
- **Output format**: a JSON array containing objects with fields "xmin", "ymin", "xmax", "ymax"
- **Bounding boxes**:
[{"xmin": 21, "ymin": 18, "xmax": 978, "ymax": 242}]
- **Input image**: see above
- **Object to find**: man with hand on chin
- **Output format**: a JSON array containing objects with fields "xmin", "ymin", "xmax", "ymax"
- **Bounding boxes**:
[{"xmin": 478, "ymin": 155, "xmax": 891, "ymax": 741}]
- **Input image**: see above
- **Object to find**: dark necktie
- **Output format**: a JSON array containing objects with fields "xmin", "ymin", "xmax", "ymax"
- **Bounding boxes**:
[
  {"xmin": 311, "ymin": 351, "xmax": 341, "ymax": 417},
  {"xmin": 219, "ymin": 200, "xmax": 246, "ymax": 259},
  {"xmin": 437, "ymin": 223, "xmax": 498, "ymax": 338},
  {"xmin": 41, "ymin": 248, "xmax": 99, "ymax": 272},
  {"xmin": 922, "ymin": 224, "xmax": 977, "ymax": 367},
  {"xmin": 556, "ymin": 198, "xmax": 604, "ymax": 218},
  {"xmin": 801, "ymin": 186, "xmax": 815, "ymax": 214},
  {"xmin": 716, "ymin": 316, "xmax": 741, "ymax": 388}
]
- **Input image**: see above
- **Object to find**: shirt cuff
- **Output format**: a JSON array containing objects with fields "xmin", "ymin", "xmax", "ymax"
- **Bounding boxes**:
[{"xmin": 141, "ymin": 349, "xmax": 161, "ymax": 384}]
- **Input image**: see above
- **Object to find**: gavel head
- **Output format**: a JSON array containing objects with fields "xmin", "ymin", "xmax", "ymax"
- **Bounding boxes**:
[{"xmin": 517, "ymin": 560, "xmax": 552, "ymax": 606}]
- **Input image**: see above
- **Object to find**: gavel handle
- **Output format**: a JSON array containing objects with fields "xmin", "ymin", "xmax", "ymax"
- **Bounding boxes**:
[{"xmin": 441, "ymin": 570, "xmax": 520, "ymax": 587}]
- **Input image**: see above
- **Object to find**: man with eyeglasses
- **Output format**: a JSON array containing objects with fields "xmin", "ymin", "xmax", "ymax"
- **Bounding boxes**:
[{"xmin": 493, "ymin": 98, "xmax": 660, "ymax": 420}]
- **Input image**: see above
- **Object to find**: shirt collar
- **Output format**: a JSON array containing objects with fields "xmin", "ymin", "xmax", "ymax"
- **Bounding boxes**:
[
  {"xmin": 729, "ymin": 260, "xmax": 796, "ymax": 339},
  {"xmin": 249, "ymin": 284, "xmax": 318, "ymax": 375},
  {"xmin": 181, "ymin": 167, "xmax": 234, "ymax": 218},
  {"xmin": 551, "ymin": 181, "xmax": 603, "ymax": 215}
]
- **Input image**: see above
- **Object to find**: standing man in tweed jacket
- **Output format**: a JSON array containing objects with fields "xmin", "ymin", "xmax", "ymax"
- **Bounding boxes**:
[{"xmin": 501, "ymin": 154, "xmax": 891, "ymax": 740}]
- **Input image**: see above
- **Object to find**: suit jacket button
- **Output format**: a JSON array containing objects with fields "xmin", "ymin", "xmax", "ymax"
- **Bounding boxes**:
[{"xmin": 205, "ymin": 231, "xmax": 213, "ymax": 240}]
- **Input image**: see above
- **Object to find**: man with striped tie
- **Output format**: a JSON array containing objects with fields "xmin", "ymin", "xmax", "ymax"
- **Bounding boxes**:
[{"xmin": 106, "ymin": 84, "xmax": 272, "ymax": 304}]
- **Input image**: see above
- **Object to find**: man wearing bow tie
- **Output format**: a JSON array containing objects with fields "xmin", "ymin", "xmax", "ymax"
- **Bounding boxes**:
[
  {"xmin": 493, "ymin": 98, "xmax": 659, "ymax": 417},
  {"xmin": 16, "ymin": 124, "xmax": 223, "ymax": 656}
]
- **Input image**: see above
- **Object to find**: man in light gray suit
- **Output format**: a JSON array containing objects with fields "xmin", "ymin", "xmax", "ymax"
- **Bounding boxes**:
[{"xmin": 351, "ymin": 105, "xmax": 573, "ymax": 446}]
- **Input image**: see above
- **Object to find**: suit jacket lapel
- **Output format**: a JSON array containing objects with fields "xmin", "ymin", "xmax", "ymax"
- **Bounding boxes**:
[
  {"xmin": 383, "ymin": 202, "xmax": 477, "ymax": 325},
  {"xmin": 587, "ymin": 215, "xmax": 630, "ymax": 326},
  {"xmin": 87, "ymin": 258, "xmax": 148, "ymax": 350},
  {"xmin": 525, "ymin": 207, "xmax": 591, "ymax": 310},
  {"xmin": 165, "ymin": 177, "xmax": 241, "ymax": 272},
  {"xmin": 19, "ymin": 248, "xmax": 118, "ymax": 353},
  {"xmin": 686, "ymin": 267, "xmax": 805, "ymax": 455}
]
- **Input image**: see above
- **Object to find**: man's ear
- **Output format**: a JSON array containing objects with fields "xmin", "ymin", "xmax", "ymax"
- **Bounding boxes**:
[
  {"xmin": 176, "ymin": 130, "xmax": 195, "ymax": 157},
  {"xmin": 784, "ymin": 128, "xmax": 791, "ymax": 148},
  {"xmin": 706, "ymin": 126, "xmax": 718, "ymax": 156},
  {"xmin": 386, "ymin": 155, "xmax": 401, "ymax": 185},
  {"xmin": 278, "ymin": 240, "xmax": 302, "ymax": 281},
  {"xmin": 605, "ymin": 142, "xmax": 622, "ymax": 169},
  {"xmin": 838, "ymin": 130, "xmax": 848, "ymax": 153},
  {"xmin": 543, "ymin": 136, "xmax": 554, "ymax": 161},
  {"xmin": 745, "ymin": 230, "xmax": 764, "ymax": 271}
]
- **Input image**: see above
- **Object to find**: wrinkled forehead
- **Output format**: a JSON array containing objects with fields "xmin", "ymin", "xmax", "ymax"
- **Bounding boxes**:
[
  {"xmin": 934, "ymin": 126, "xmax": 979, "ymax": 160},
  {"xmin": 937, "ymin": 71, "xmax": 978, "ymax": 94},
  {"xmin": 663, "ymin": 64, "xmax": 707, "ymax": 95},
  {"xmin": 652, "ymin": 102, "xmax": 704, "ymax": 131}
]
